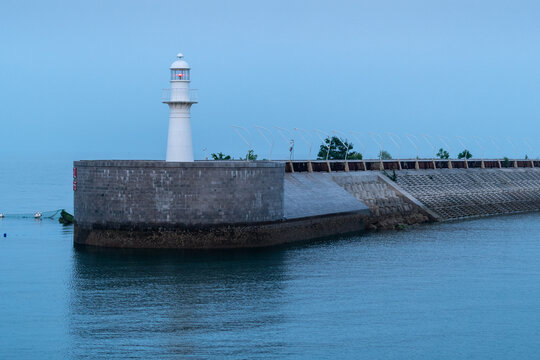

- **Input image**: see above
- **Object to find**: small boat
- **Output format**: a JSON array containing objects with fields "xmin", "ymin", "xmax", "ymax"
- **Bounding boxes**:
[
  {"xmin": 0, "ymin": 213, "xmax": 4, "ymax": 218},
  {"xmin": 34, "ymin": 212, "xmax": 42, "ymax": 219}
]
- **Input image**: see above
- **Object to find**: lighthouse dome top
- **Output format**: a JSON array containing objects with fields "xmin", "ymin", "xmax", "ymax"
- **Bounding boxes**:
[{"xmin": 170, "ymin": 53, "xmax": 190, "ymax": 69}]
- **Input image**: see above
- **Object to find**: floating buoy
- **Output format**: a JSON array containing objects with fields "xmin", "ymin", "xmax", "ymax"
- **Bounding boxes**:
[
  {"xmin": 34, "ymin": 212, "xmax": 42, "ymax": 219},
  {"xmin": 3, "ymin": 233, "xmax": 6, "ymax": 237}
]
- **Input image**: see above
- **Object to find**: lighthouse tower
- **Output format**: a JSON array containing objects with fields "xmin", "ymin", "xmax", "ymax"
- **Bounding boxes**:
[{"xmin": 164, "ymin": 53, "xmax": 197, "ymax": 162}]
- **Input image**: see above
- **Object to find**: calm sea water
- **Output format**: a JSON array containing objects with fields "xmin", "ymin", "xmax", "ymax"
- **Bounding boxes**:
[{"xmin": 1, "ymin": 159, "xmax": 540, "ymax": 359}]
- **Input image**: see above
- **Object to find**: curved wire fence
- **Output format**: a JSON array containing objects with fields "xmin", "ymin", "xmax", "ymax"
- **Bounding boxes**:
[{"xmin": 219, "ymin": 126, "xmax": 540, "ymax": 161}]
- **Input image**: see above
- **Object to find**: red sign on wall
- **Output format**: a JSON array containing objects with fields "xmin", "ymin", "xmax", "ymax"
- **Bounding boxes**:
[
  {"xmin": 73, "ymin": 180, "xmax": 77, "ymax": 191},
  {"xmin": 73, "ymin": 167, "xmax": 77, "ymax": 179}
]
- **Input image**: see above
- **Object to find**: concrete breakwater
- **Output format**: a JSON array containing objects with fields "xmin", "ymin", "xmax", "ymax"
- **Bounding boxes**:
[{"xmin": 73, "ymin": 160, "xmax": 540, "ymax": 249}]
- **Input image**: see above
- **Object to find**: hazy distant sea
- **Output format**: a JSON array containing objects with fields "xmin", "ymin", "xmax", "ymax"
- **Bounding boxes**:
[{"xmin": 1, "ymin": 159, "xmax": 539, "ymax": 359}]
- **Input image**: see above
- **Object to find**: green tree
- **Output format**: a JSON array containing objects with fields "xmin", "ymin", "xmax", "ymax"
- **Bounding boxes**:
[
  {"xmin": 211, "ymin": 152, "xmax": 231, "ymax": 160},
  {"xmin": 242, "ymin": 150, "xmax": 258, "ymax": 161},
  {"xmin": 457, "ymin": 149, "xmax": 472, "ymax": 159},
  {"xmin": 379, "ymin": 150, "xmax": 392, "ymax": 160},
  {"xmin": 503, "ymin": 157, "xmax": 511, "ymax": 168},
  {"xmin": 317, "ymin": 136, "xmax": 361, "ymax": 160},
  {"xmin": 436, "ymin": 148, "xmax": 450, "ymax": 159}
]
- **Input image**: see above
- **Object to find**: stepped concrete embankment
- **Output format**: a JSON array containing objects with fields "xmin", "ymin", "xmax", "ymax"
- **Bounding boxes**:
[{"xmin": 395, "ymin": 168, "xmax": 540, "ymax": 220}]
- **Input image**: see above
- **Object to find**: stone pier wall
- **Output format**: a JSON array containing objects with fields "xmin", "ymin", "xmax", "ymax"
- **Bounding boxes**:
[
  {"xmin": 74, "ymin": 160, "xmax": 284, "ymax": 228},
  {"xmin": 74, "ymin": 160, "xmax": 540, "ymax": 249},
  {"xmin": 73, "ymin": 160, "xmax": 372, "ymax": 248}
]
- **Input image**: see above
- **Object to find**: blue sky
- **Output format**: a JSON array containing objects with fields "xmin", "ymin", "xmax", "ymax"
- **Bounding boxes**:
[{"xmin": 1, "ymin": 0, "xmax": 540, "ymax": 160}]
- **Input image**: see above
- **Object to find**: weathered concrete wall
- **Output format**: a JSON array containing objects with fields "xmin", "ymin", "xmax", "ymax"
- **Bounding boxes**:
[
  {"xmin": 282, "ymin": 172, "xmax": 432, "ymax": 230},
  {"xmin": 283, "ymin": 173, "xmax": 369, "ymax": 219},
  {"xmin": 395, "ymin": 168, "xmax": 540, "ymax": 220},
  {"xmin": 330, "ymin": 172, "xmax": 436, "ymax": 229},
  {"xmin": 74, "ymin": 160, "xmax": 284, "ymax": 228}
]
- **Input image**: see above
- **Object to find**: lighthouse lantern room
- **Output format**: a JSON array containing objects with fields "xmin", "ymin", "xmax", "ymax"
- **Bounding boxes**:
[{"xmin": 164, "ymin": 53, "xmax": 197, "ymax": 162}]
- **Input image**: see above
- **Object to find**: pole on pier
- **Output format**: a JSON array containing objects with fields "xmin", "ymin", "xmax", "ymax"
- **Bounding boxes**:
[
  {"xmin": 387, "ymin": 133, "xmax": 402, "ymax": 171},
  {"xmin": 294, "ymin": 128, "xmax": 313, "ymax": 173},
  {"xmin": 350, "ymin": 131, "xmax": 367, "ymax": 171},
  {"xmin": 332, "ymin": 130, "xmax": 350, "ymax": 172},
  {"xmin": 275, "ymin": 126, "xmax": 295, "ymax": 173},
  {"xmin": 314, "ymin": 129, "xmax": 332, "ymax": 173}
]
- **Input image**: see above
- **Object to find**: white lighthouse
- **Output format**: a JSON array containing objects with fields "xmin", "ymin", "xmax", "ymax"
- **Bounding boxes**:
[{"xmin": 164, "ymin": 53, "xmax": 197, "ymax": 162}]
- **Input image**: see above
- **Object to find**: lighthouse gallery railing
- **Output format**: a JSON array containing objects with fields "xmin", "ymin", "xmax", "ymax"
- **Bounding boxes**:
[{"xmin": 162, "ymin": 88, "xmax": 198, "ymax": 103}]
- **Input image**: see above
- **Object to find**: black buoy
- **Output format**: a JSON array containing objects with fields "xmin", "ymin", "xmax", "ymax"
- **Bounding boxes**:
[{"xmin": 3, "ymin": 233, "xmax": 6, "ymax": 238}]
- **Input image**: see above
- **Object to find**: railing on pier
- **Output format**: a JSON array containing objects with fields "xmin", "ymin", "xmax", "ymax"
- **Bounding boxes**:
[{"xmin": 280, "ymin": 159, "xmax": 539, "ymax": 173}]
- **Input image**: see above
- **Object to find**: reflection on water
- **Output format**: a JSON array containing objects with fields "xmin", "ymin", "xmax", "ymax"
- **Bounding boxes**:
[
  {"xmin": 1, "ymin": 213, "xmax": 540, "ymax": 358},
  {"xmin": 69, "ymin": 247, "xmax": 288, "ymax": 358}
]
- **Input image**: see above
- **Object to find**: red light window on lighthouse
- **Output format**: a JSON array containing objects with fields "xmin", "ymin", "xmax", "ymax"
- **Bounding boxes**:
[{"xmin": 171, "ymin": 70, "xmax": 190, "ymax": 80}]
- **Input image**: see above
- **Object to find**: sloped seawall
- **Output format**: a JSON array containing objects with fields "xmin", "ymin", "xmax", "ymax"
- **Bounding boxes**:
[
  {"xmin": 284, "ymin": 172, "xmax": 436, "ymax": 230},
  {"xmin": 284, "ymin": 167, "xmax": 540, "ymax": 224},
  {"xmin": 394, "ymin": 168, "xmax": 540, "ymax": 220}
]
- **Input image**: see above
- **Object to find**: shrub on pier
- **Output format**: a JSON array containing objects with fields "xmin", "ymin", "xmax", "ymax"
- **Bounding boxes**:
[
  {"xmin": 437, "ymin": 148, "xmax": 450, "ymax": 159},
  {"xmin": 317, "ymin": 136, "xmax": 362, "ymax": 160},
  {"xmin": 211, "ymin": 152, "xmax": 232, "ymax": 160},
  {"xmin": 379, "ymin": 150, "xmax": 392, "ymax": 160},
  {"xmin": 457, "ymin": 149, "xmax": 472, "ymax": 159}
]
